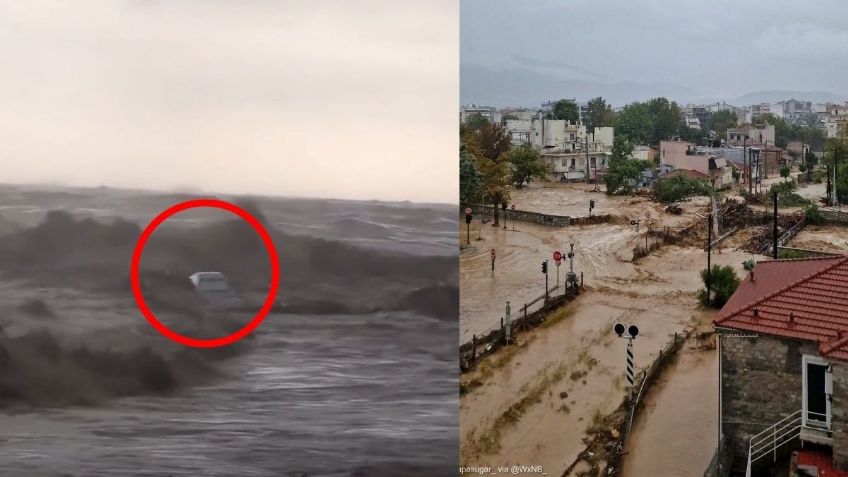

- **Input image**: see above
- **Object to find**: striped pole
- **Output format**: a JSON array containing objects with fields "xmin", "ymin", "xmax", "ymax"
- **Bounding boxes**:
[{"xmin": 626, "ymin": 338, "xmax": 635, "ymax": 394}]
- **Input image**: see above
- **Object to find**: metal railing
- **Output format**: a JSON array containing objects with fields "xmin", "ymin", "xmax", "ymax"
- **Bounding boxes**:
[{"xmin": 745, "ymin": 409, "xmax": 831, "ymax": 477}]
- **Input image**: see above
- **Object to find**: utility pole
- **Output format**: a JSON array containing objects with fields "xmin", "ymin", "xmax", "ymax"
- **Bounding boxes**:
[
  {"xmin": 744, "ymin": 137, "xmax": 750, "ymax": 195},
  {"xmin": 773, "ymin": 189, "xmax": 779, "ymax": 259},
  {"xmin": 707, "ymin": 212, "xmax": 713, "ymax": 306},
  {"xmin": 585, "ymin": 134, "xmax": 590, "ymax": 184}
]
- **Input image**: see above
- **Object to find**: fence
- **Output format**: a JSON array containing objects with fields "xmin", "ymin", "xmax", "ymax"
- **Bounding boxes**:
[
  {"xmin": 758, "ymin": 216, "xmax": 805, "ymax": 256},
  {"xmin": 459, "ymin": 278, "xmax": 583, "ymax": 373},
  {"xmin": 562, "ymin": 328, "xmax": 693, "ymax": 476},
  {"xmin": 632, "ymin": 224, "xmax": 694, "ymax": 260},
  {"xmin": 467, "ymin": 204, "xmax": 613, "ymax": 227}
]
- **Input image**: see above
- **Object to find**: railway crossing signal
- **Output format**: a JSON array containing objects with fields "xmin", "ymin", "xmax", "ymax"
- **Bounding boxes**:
[{"xmin": 614, "ymin": 323, "xmax": 640, "ymax": 398}]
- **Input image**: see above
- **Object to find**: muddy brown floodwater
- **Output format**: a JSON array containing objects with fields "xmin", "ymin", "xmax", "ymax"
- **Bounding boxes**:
[
  {"xmin": 790, "ymin": 224, "xmax": 848, "ymax": 254},
  {"xmin": 623, "ymin": 331, "xmax": 718, "ymax": 477},
  {"xmin": 460, "ymin": 183, "xmax": 760, "ymax": 476}
]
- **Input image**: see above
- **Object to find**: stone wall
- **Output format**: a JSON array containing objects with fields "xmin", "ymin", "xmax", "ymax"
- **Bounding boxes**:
[
  {"xmin": 832, "ymin": 364, "xmax": 848, "ymax": 468},
  {"xmin": 721, "ymin": 333, "xmax": 812, "ymax": 467},
  {"xmin": 720, "ymin": 331, "xmax": 848, "ymax": 471},
  {"xmin": 467, "ymin": 205, "xmax": 613, "ymax": 227},
  {"xmin": 822, "ymin": 209, "xmax": 848, "ymax": 224},
  {"xmin": 469, "ymin": 205, "xmax": 571, "ymax": 226}
]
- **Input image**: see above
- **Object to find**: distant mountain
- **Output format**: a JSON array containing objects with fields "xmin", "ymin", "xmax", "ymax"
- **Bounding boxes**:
[
  {"xmin": 727, "ymin": 90, "xmax": 847, "ymax": 106},
  {"xmin": 461, "ymin": 64, "xmax": 700, "ymax": 108}
]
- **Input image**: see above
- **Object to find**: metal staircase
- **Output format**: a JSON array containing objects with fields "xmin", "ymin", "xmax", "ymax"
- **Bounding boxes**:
[{"xmin": 746, "ymin": 410, "xmax": 831, "ymax": 477}]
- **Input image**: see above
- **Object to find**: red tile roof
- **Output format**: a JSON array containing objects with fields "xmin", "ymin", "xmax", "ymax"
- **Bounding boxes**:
[{"xmin": 715, "ymin": 256, "xmax": 848, "ymax": 360}]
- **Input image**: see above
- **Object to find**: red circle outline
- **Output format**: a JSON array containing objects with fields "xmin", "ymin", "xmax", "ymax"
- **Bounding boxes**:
[{"xmin": 130, "ymin": 198, "xmax": 280, "ymax": 348}]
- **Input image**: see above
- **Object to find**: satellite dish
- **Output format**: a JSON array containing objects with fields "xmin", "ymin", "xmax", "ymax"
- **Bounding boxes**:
[
  {"xmin": 628, "ymin": 325, "xmax": 639, "ymax": 338},
  {"xmin": 614, "ymin": 324, "xmax": 625, "ymax": 336}
]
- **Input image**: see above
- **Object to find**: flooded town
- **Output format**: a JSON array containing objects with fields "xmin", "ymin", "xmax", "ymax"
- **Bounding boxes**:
[{"xmin": 459, "ymin": 2, "xmax": 848, "ymax": 475}]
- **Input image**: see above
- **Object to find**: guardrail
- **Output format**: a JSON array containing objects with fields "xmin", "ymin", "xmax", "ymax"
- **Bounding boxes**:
[{"xmin": 745, "ymin": 410, "xmax": 831, "ymax": 477}]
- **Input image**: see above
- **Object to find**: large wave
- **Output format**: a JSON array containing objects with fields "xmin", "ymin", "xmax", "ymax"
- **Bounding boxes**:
[{"xmin": 0, "ymin": 200, "xmax": 456, "ymax": 408}]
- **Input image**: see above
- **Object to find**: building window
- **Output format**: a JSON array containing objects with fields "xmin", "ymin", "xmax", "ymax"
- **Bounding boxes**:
[
  {"xmin": 561, "ymin": 159, "xmax": 566, "ymax": 167},
  {"xmin": 570, "ymin": 133, "xmax": 575, "ymax": 140},
  {"xmin": 570, "ymin": 158, "xmax": 576, "ymax": 168}
]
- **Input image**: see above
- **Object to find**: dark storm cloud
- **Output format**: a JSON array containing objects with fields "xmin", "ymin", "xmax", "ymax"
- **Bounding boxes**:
[{"xmin": 461, "ymin": 0, "xmax": 848, "ymax": 105}]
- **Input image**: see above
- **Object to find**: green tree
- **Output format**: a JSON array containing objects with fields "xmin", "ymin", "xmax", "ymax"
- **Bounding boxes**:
[
  {"xmin": 653, "ymin": 175, "xmax": 712, "ymax": 202},
  {"xmin": 611, "ymin": 135, "xmax": 634, "ymax": 163},
  {"xmin": 780, "ymin": 165, "xmax": 790, "ymax": 180},
  {"xmin": 707, "ymin": 110, "xmax": 738, "ymax": 139},
  {"xmin": 545, "ymin": 99, "xmax": 579, "ymax": 122},
  {"xmin": 459, "ymin": 143, "xmax": 484, "ymax": 205},
  {"xmin": 698, "ymin": 265, "xmax": 740, "ymax": 308},
  {"xmin": 507, "ymin": 146, "xmax": 549, "ymax": 188},
  {"xmin": 584, "ymin": 97, "xmax": 614, "ymax": 132},
  {"xmin": 614, "ymin": 102, "xmax": 653, "ymax": 144},
  {"xmin": 465, "ymin": 113, "xmax": 489, "ymax": 131},
  {"xmin": 805, "ymin": 151, "xmax": 818, "ymax": 168},
  {"xmin": 468, "ymin": 122, "xmax": 514, "ymax": 225},
  {"xmin": 605, "ymin": 136, "xmax": 650, "ymax": 195},
  {"xmin": 827, "ymin": 136, "xmax": 848, "ymax": 204},
  {"xmin": 647, "ymin": 97, "xmax": 682, "ymax": 144}
]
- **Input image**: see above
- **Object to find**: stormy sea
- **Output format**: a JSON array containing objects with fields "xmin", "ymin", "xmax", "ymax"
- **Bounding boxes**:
[{"xmin": 0, "ymin": 184, "xmax": 458, "ymax": 477}]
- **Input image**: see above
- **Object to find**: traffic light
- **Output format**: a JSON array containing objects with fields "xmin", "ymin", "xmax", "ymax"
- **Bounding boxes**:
[
  {"xmin": 589, "ymin": 199, "xmax": 595, "ymax": 210},
  {"xmin": 541, "ymin": 261, "xmax": 548, "ymax": 274}
]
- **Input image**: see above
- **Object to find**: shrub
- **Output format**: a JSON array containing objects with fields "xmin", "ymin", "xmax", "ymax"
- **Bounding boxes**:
[
  {"xmin": 805, "ymin": 204, "xmax": 826, "ymax": 225},
  {"xmin": 653, "ymin": 175, "xmax": 712, "ymax": 202},
  {"xmin": 698, "ymin": 265, "xmax": 740, "ymax": 308}
]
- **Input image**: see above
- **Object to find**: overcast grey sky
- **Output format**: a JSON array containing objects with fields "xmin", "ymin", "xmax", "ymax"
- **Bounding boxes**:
[
  {"xmin": 462, "ymin": 0, "xmax": 848, "ymax": 105},
  {"xmin": 0, "ymin": 0, "xmax": 457, "ymax": 203}
]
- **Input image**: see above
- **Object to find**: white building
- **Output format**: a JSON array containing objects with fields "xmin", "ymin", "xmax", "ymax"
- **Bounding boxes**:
[
  {"xmin": 726, "ymin": 124, "xmax": 775, "ymax": 145},
  {"xmin": 825, "ymin": 102, "xmax": 848, "ymax": 138},
  {"xmin": 460, "ymin": 104, "xmax": 500, "ymax": 124},
  {"xmin": 503, "ymin": 118, "xmax": 614, "ymax": 181}
]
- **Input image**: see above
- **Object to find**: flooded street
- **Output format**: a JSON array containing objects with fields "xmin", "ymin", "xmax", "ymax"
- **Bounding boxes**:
[
  {"xmin": 623, "ymin": 336, "xmax": 718, "ymax": 477},
  {"xmin": 790, "ymin": 224, "xmax": 848, "ymax": 253},
  {"xmin": 460, "ymin": 183, "xmax": 709, "ymax": 343},
  {"xmin": 460, "ymin": 183, "xmax": 756, "ymax": 475}
]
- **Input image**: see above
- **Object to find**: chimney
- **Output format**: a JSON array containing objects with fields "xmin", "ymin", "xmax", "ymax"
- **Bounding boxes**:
[
  {"xmin": 789, "ymin": 311, "xmax": 795, "ymax": 326},
  {"xmin": 753, "ymin": 307, "xmax": 759, "ymax": 319}
]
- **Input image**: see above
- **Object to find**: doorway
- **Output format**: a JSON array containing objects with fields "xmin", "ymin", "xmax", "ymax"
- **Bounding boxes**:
[{"xmin": 803, "ymin": 355, "xmax": 832, "ymax": 429}]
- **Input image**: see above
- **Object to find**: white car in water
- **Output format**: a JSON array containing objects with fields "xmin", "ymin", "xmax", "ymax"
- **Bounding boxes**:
[{"xmin": 188, "ymin": 271, "xmax": 243, "ymax": 309}]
